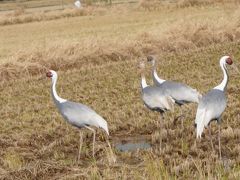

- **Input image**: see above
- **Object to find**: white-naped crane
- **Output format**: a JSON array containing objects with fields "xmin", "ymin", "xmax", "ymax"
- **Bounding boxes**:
[
  {"xmin": 195, "ymin": 56, "xmax": 233, "ymax": 159},
  {"xmin": 147, "ymin": 55, "xmax": 201, "ymax": 105},
  {"xmin": 147, "ymin": 55, "xmax": 202, "ymax": 130},
  {"xmin": 46, "ymin": 70, "xmax": 113, "ymax": 162},
  {"xmin": 139, "ymin": 61, "xmax": 175, "ymax": 150}
]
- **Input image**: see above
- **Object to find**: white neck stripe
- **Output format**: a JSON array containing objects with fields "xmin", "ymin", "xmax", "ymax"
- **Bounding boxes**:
[
  {"xmin": 153, "ymin": 70, "xmax": 166, "ymax": 84},
  {"xmin": 214, "ymin": 61, "xmax": 228, "ymax": 91},
  {"xmin": 52, "ymin": 76, "xmax": 67, "ymax": 103},
  {"xmin": 141, "ymin": 75, "xmax": 148, "ymax": 89}
]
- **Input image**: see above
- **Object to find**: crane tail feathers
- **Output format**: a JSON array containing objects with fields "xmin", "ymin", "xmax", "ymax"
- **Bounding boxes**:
[
  {"xmin": 165, "ymin": 96, "xmax": 175, "ymax": 111},
  {"xmin": 195, "ymin": 108, "xmax": 206, "ymax": 138}
]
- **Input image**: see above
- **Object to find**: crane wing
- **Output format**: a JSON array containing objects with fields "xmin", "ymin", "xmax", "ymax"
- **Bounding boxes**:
[
  {"xmin": 59, "ymin": 101, "xmax": 109, "ymax": 135},
  {"xmin": 195, "ymin": 89, "xmax": 227, "ymax": 138},
  {"xmin": 143, "ymin": 89, "xmax": 175, "ymax": 111},
  {"xmin": 162, "ymin": 81, "xmax": 202, "ymax": 104}
]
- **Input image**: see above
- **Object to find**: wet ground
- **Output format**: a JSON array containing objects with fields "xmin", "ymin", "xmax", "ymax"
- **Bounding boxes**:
[{"xmin": 114, "ymin": 136, "xmax": 152, "ymax": 152}]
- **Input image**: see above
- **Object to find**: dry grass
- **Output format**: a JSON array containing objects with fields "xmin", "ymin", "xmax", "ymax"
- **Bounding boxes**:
[
  {"xmin": 0, "ymin": 0, "xmax": 130, "ymax": 26},
  {"xmin": 0, "ymin": 1, "xmax": 240, "ymax": 179},
  {"xmin": 138, "ymin": 0, "xmax": 240, "ymax": 10},
  {"xmin": 0, "ymin": 0, "xmax": 132, "ymax": 26},
  {"xmin": 0, "ymin": 44, "xmax": 240, "ymax": 179},
  {"xmin": 0, "ymin": 0, "xmax": 74, "ymax": 11},
  {"xmin": 0, "ymin": 6, "xmax": 108, "ymax": 26},
  {"xmin": 1, "ymin": 2, "xmax": 240, "ymax": 80}
]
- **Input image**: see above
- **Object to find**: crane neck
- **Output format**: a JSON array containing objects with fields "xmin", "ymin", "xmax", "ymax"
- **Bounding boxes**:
[
  {"xmin": 51, "ymin": 75, "xmax": 67, "ymax": 104},
  {"xmin": 214, "ymin": 62, "xmax": 228, "ymax": 91},
  {"xmin": 141, "ymin": 70, "xmax": 148, "ymax": 90},
  {"xmin": 152, "ymin": 60, "xmax": 165, "ymax": 84}
]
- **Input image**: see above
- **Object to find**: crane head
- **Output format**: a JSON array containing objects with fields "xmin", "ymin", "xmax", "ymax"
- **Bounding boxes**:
[
  {"xmin": 46, "ymin": 70, "xmax": 57, "ymax": 79},
  {"xmin": 226, "ymin": 56, "xmax": 233, "ymax": 65},
  {"xmin": 220, "ymin": 56, "xmax": 233, "ymax": 69},
  {"xmin": 224, "ymin": 56, "xmax": 240, "ymax": 74},
  {"xmin": 146, "ymin": 55, "xmax": 156, "ymax": 66},
  {"xmin": 46, "ymin": 71, "xmax": 53, "ymax": 78}
]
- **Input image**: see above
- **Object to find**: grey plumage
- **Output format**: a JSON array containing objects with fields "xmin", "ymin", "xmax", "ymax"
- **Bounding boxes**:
[
  {"xmin": 142, "ymin": 86, "xmax": 174, "ymax": 113},
  {"xmin": 195, "ymin": 55, "xmax": 232, "ymax": 138},
  {"xmin": 197, "ymin": 89, "xmax": 226, "ymax": 117},
  {"xmin": 194, "ymin": 55, "xmax": 233, "ymax": 160},
  {"xmin": 56, "ymin": 101, "xmax": 109, "ymax": 132},
  {"xmin": 195, "ymin": 89, "xmax": 226, "ymax": 129},
  {"xmin": 139, "ymin": 61, "xmax": 174, "ymax": 113},
  {"xmin": 48, "ymin": 70, "xmax": 109, "ymax": 135},
  {"xmin": 159, "ymin": 81, "xmax": 201, "ymax": 105},
  {"xmin": 139, "ymin": 61, "xmax": 174, "ymax": 151},
  {"xmin": 47, "ymin": 70, "xmax": 110, "ymax": 160},
  {"xmin": 147, "ymin": 56, "xmax": 201, "ymax": 105}
]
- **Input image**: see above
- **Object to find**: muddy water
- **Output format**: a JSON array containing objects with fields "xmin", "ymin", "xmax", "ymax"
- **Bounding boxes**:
[
  {"xmin": 115, "ymin": 141, "xmax": 151, "ymax": 152},
  {"xmin": 114, "ymin": 136, "xmax": 151, "ymax": 152}
]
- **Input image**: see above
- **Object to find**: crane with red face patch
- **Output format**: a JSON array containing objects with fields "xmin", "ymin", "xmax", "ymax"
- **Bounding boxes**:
[
  {"xmin": 194, "ymin": 55, "xmax": 233, "ymax": 159},
  {"xmin": 46, "ymin": 70, "xmax": 112, "ymax": 162}
]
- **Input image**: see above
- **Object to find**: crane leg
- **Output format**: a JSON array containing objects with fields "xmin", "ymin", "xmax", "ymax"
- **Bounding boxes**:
[
  {"xmin": 84, "ymin": 126, "xmax": 96, "ymax": 158},
  {"xmin": 173, "ymin": 108, "xmax": 184, "ymax": 134},
  {"xmin": 208, "ymin": 125, "xmax": 214, "ymax": 152},
  {"xmin": 104, "ymin": 133, "xmax": 116, "ymax": 163},
  {"xmin": 194, "ymin": 139, "xmax": 197, "ymax": 149},
  {"xmin": 181, "ymin": 117, "xmax": 184, "ymax": 132},
  {"xmin": 159, "ymin": 114, "xmax": 163, "ymax": 152},
  {"xmin": 218, "ymin": 125, "xmax": 222, "ymax": 160},
  {"xmin": 77, "ymin": 131, "xmax": 83, "ymax": 162},
  {"xmin": 93, "ymin": 130, "xmax": 96, "ymax": 158}
]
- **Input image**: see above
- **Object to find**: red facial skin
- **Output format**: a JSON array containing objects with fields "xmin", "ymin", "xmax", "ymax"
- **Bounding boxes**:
[
  {"xmin": 226, "ymin": 57, "xmax": 233, "ymax": 65},
  {"xmin": 46, "ymin": 71, "xmax": 53, "ymax": 78}
]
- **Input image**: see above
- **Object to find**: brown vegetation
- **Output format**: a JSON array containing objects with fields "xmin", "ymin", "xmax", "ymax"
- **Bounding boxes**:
[
  {"xmin": 138, "ymin": 0, "xmax": 240, "ymax": 10},
  {"xmin": 0, "ymin": 1, "xmax": 240, "ymax": 179},
  {"xmin": 0, "ymin": 7, "xmax": 107, "ymax": 26},
  {"xmin": 1, "ymin": 5, "xmax": 240, "ymax": 82}
]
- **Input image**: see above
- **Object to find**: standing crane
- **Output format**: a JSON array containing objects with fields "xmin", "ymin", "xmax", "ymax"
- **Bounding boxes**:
[
  {"xmin": 147, "ymin": 55, "xmax": 201, "ymax": 131},
  {"xmin": 139, "ymin": 61, "xmax": 175, "ymax": 150},
  {"xmin": 147, "ymin": 55, "xmax": 202, "ymax": 105},
  {"xmin": 195, "ymin": 56, "xmax": 233, "ymax": 159},
  {"xmin": 46, "ymin": 70, "xmax": 111, "ymax": 161}
]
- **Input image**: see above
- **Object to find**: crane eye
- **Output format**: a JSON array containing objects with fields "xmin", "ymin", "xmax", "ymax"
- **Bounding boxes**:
[{"xmin": 226, "ymin": 57, "xmax": 233, "ymax": 65}]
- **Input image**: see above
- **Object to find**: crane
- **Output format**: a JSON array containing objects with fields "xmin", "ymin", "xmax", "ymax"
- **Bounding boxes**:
[
  {"xmin": 195, "ymin": 56, "xmax": 233, "ymax": 159},
  {"xmin": 46, "ymin": 70, "xmax": 111, "ymax": 161},
  {"xmin": 147, "ymin": 55, "xmax": 201, "ymax": 105},
  {"xmin": 139, "ymin": 61, "xmax": 175, "ymax": 150},
  {"xmin": 147, "ymin": 55, "xmax": 201, "ymax": 131}
]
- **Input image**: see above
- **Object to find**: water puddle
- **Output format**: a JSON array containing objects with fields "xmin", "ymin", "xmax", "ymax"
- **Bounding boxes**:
[{"xmin": 114, "ymin": 136, "xmax": 151, "ymax": 152}]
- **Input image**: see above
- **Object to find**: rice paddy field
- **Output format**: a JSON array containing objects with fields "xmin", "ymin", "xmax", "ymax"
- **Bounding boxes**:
[{"xmin": 0, "ymin": 0, "xmax": 240, "ymax": 179}]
